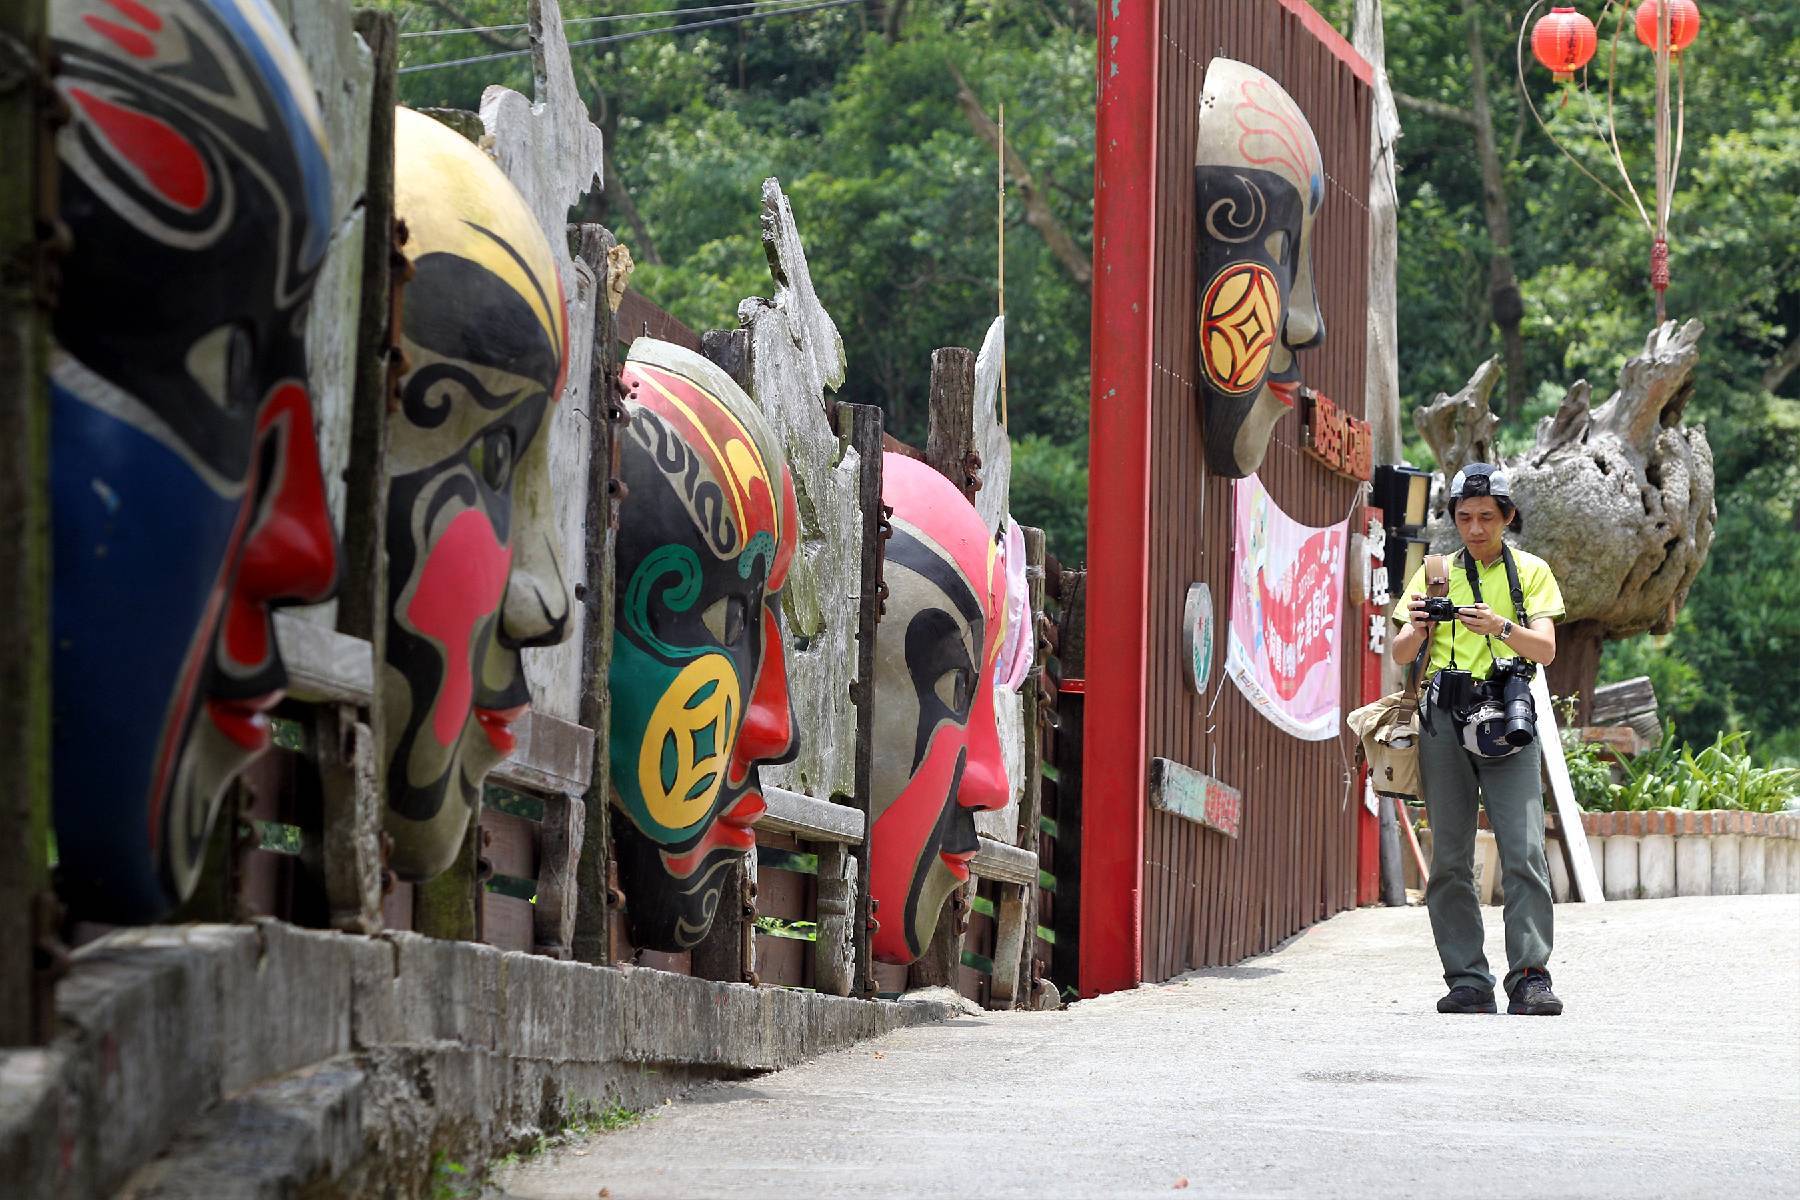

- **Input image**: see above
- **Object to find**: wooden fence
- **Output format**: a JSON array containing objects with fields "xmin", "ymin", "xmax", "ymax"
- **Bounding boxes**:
[{"xmin": 0, "ymin": 0, "xmax": 1068, "ymax": 1048}]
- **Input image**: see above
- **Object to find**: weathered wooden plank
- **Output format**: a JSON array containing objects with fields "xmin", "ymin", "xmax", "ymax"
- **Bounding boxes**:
[
  {"xmin": 336, "ymin": 6, "xmax": 400, "ymax": 653},
  {"xmin": 481, "ymin": 809, "xmax": 538, "ymax": 881},
  {"xmin": 0, "ymin": 0, "xmax": 54, "ymax": 1046},
  {"xmin": 970, "ymin": 836, "xmax": 1038, "ymax": 888},
  {"xmin": 617, "ymin": 288, "xmax": 702, "ymax": 351},
  {"xmin": 755, "ymin": 785, "xmax": 863, "ymax": 844},
  {"xmin": 840, "ymin": 401, "xmax": 885, "ymax": 996},
  {"xmin": 1147, "ymin": 758, "xmax": 1243, "ymax": 839},
  {"xmin": 812, "ymin": 842, "xmax": 856, "ymax": 996},
  {"xmin": 316, "ymin": 706, "xmax": 383, "ymax": 932},
  {"xmin": 1591, "ymin": 676, "xmax": 1658, "ymax": 726},
  {"xmin": 274, "ymin": 612, "xmax": 374, "ymax": 706},
  {"xmin": 925, "ymin": 347, "xmax": 980, "ymax": 503},
  {"xmin": 480, "ymin": 0, "xmax": 605, "ymax": 723},
  {"xmin": 570, "ymin": 223, "xmax": 624, "ymax": 966},
  {"xmin": 533, "ymin": 793, "xmax": 584, "ymax": 958},
  {"xmin": 272, "ymin": 0, "xmax": 372, "ymax": 631},
  {"xmin": 992, "ymin": 526, "xmax": 1049, "ymax": 1008},
  {"xmin": 1533, "ymin": 670, "xmax": 1604, "ymax": 903},
  {"xmin": 489, "ymin": 709, "xmax": 595, "ymax": 794},
  {"xmin": 738, "ymin": 179, "xmax": 861, "ymax": 807}
]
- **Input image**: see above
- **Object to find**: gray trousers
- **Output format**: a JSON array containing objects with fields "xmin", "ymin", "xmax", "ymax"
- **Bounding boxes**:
[{"xmin": 1419, "ymin": 708, "xmax": 1554, "ymax": 996}]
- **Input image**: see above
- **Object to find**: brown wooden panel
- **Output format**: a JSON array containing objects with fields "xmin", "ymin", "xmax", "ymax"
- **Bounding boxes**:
[
  {"xmin": 480, "ymin": 810, "xmax": 538, "ymax": 882},
  {"xmin": 482, "ymin": 892, "xmax": 534, "ymax": 953},
  {"xmin": 1140, "ymin": 0, "xmax": 1373, "ymax": 982}
]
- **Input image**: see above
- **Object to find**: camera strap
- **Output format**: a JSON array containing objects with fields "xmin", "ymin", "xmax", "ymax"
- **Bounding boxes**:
[{"xmin": 1404, "ymin": 553, "xmax": 1451, "ymax": 702}]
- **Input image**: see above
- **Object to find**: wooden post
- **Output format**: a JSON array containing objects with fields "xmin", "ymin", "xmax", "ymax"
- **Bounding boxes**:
[
  {"xmin": 1378, "ymin": 795, "xmax": 1406, "ymax": 906},
  {"xmin": 413, "ymin": 807, "xmax": 481, "ymax": 941},
  {"xmin": 316, "ymin": 705, "xmax": 382, "ymax": 931},
  {"xmin": 924, "ymin": 347, "xmax": 980, "ymax": 503},
  {"xmin": 839, "ymin": 401, "xmax": 885, "ymax": 996},
  {"xmin": 0, "ymin": 0, "xmax": 56, "ymax": 1048},
  {"xmin": 319, "ymin": 9, "xmax": 401, "ymax": 931},
  {"xmin": 911, "ymin": 348, "xmax": 980, "ymax": 991},
  {"xmin": 989, "ymin": 527, "xmax": 1046, "ymax": 1007},
  {"xmin": 532, "ymin": 791, "xmax": 585, "ymax": 957},
  {"xmin": 570, "ymin": 223, "xmax": 624, "ymax": 964},
  {"xmin": 1050, "ymin": 568, "xmax": 1086, "ymax": 989}
]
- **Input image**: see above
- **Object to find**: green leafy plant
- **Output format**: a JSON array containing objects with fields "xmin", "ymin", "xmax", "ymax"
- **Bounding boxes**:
[{"xmin": 1577, "ymin": 730, "xmax": 1800, "ymax": 813}]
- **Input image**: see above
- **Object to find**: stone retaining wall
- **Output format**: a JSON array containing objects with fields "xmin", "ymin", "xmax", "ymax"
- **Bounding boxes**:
[
  {"xmin": 0, "ymin": 922, "xmax": 956, "ymax": 1198},
  {"xmin": 1555, "ymin": 811, "xmax": 1800, "ymax": 902}
]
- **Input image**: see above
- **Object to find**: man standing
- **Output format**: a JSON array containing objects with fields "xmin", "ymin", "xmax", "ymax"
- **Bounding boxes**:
[{"xmin": 1389, "ymin": 464, "xmax": 1566, "ymax": 1016}]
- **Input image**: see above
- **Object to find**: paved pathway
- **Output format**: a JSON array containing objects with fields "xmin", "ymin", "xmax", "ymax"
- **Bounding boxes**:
[{"xmin": 496, "ymin": 895, "xmax": 1800, "ymax": 1199}]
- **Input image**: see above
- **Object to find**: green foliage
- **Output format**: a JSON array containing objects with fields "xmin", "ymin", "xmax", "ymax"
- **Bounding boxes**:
[
  {"xmin": 376, "ymin": 0, "xmax": 1095, "ymax": 559},
  {"xmin": 1565, "ymin": 727, "xmax": 1800, "ymax": 813},
  {"xmin": 1385, "ymin": 3, "xmax": 1800, "ymax": 757}
]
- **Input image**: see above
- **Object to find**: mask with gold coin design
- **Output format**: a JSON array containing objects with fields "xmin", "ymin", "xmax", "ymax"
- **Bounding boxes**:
[
  {"xmin": 382, "ymin": 107, "xmax": 575, "ymax": 880},
  {"xmin": 1193, "ymin": 57, "xmax": 1326, "ymax": 479},
  {"xmin": 610, "ymin": 339, "xmax": 799, "ymax": 953}
]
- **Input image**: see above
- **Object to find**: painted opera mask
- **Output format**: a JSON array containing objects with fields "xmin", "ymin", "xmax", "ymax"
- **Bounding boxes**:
[
  {"xmin": 48, "ymin": 0, "xmax": 338, "ymax": 921},
  {"xmin": 384, "ymin": 107, "xmax": 574, "ymax": 879},
  {"xmin": 870, "ymin": 454, "xmax": 1010, "ymax": 965},
  {"xmin": 610, "ymin": 338, "xmax": 798, "ymax": 952},
  {"xmin": 1193, "ymin": 57, "xmax": 1326, "ymax": 478}
]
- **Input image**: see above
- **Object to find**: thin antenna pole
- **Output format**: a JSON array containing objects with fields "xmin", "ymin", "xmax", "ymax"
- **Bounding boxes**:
[
  {"xmin": 998, "ymin": 100, "xmax": 1008, "ymax": 427},
  {"xmin": 1650, "ymin": 0, "xmax": 1672, "ymax": 321}
]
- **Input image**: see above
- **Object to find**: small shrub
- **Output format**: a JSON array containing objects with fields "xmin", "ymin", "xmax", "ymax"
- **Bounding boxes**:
[{"xmin": 1579, "ymin": 730, "xmax": 1800, "ymax": 814}]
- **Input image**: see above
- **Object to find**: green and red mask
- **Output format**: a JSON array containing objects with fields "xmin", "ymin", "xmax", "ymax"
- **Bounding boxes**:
[{"xmin": 610, "ymin": 339, "xmax": 798, "ymax": 952}]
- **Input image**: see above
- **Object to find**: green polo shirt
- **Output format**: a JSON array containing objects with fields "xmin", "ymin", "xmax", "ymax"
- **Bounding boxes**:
[{"xmin": 1389, "ymin": 544, "xmax": 1565, "ymax": 678}]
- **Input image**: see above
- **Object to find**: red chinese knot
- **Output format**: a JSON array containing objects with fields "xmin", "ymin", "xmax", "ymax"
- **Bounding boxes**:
[
  {"xmin": 1531, "ymin": 7, "xmax": 1598, "ymax": 83},
  {"xmin": 1634, "ymin": 0, "xmax": 1700, "ymax": 53}
]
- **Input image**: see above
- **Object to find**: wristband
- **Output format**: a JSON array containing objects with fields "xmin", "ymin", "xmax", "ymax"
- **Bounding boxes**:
[{"xmin": 1499, "ymin": 618, "xmax": 1513, "ymax": 640}]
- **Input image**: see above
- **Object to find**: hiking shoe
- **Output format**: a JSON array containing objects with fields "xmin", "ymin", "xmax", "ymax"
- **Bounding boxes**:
[
  {"xmin": 1436, "ymin": 984, "xmax": 1497, "ymax": 1014},
  {"xmin": 1508, "ymin": 969, "xmax": 1563, "ymax": 1016}
]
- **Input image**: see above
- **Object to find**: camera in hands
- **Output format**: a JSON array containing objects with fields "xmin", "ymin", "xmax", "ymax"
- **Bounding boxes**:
[{"xmin": 1419, "ymin": 596, "xmax": 1463, "ymax": 623}]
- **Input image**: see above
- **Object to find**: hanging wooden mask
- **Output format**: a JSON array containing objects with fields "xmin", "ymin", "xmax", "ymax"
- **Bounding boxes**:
[
  {"xmin": 610, "ymin": 339, "xmax": 799, "ymax": 952},
  {"xmin": 47, "ymin": 0, "xmax": 339, "ymax": 921},
  {"xmin": 869, "ymin": 454, "xmax": 1010, "ymax": 965},
  {"xmin": 1194, "ymin": 57, "xmax": 1326, "ymax": 479},
  {"xmin": 383, "ymin": 107, "xmax": 573, "ymax": 880}
]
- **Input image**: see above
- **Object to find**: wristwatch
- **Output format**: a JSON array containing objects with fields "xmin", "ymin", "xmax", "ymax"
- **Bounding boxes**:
[{"xmin": 1499, "ymin": 618, "xmax": 1514, "ymax": 640}]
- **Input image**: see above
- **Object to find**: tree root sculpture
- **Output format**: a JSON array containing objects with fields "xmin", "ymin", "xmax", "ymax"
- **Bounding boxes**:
[{"xmin": 1415, "ymin": 321, "xmax": 1716, "ymax": 710}]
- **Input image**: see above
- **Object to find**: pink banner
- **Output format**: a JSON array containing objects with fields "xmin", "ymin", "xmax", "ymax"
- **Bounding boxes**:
[{"xmin": 1225, "ymin": 474, "xmax": 1348, "ymax": 740}]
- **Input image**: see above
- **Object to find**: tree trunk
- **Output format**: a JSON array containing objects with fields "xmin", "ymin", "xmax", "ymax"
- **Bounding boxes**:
[
  {"xmin": 1461, "ymin": 0, "xmax": 1526, "ymax": 417},
  {"xmin": 1546, "ymin": 619, "xmax": 1607, "ymax": 725}
]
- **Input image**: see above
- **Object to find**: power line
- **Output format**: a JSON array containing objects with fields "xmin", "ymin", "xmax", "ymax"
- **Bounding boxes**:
[
  {"xmin": 399, "ymin": 0, "xmax": 823, "ymax": 41},
  {"xmin": 397, "ymin": 0, "xmax": 867, "ymax": 73}
]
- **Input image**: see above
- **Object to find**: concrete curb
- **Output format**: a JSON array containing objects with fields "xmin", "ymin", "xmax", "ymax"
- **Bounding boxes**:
[{"xmin": 0, "ymin": 922, "xmax": 957, "ymax": 1198}]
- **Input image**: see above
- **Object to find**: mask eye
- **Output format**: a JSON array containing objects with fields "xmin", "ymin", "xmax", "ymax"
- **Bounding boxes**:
[
  {"xmin": 701, "ymin": 595, "xmax": 749, "ymax": 646},
  {"xmin": 469, "ymin": 426, "xmax": 516, "ymax": 492},
  {"xmin": 933, "ymin": 666, "xmax": 972, "ymax": 713}
]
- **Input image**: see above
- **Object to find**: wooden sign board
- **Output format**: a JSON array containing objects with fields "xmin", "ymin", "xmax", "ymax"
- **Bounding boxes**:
[
  {"xmin": 1148, "ymin": 757, "xmax": 1242, "ymax": 839},
  {"xmin": 1302, "ymin": 389, "xmax": 1373, "ymax": 481}
]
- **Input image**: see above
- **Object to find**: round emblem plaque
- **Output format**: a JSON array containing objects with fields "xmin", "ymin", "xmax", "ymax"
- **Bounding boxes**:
[{"xmin": 1182, "ymin": 582, "xmax": 1215, "ymax": 695}]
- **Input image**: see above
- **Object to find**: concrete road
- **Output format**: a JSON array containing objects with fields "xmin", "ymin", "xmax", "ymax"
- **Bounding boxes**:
[{"xmin": 495, "ymin": 895, "xmax": 1800, "ymax": 1199}]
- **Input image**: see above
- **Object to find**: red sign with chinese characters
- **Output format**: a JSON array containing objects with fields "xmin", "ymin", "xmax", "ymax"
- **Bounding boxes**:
[{"xmin": 1302, "ymin": 388, "xmax": 1373, "ymax": 481}]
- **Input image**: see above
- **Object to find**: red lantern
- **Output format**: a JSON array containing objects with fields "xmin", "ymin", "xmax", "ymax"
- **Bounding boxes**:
[
  {"xmin": 1634, "ymin": 0, "xmax": 1700, "ymax": 54},
  {"xmin": 1532, "ymin": 7, "xmax": 1599, "ymax": 82}
]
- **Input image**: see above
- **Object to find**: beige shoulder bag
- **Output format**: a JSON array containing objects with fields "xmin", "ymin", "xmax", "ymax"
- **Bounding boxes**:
[{"xmin": 1346, "ymin": 554, "xmax": 1449, "ymax": 802}]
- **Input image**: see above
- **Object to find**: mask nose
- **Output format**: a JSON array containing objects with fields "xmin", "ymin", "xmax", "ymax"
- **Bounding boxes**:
[
  {"xmin": 957, "ymin": 671, "xmax": 1010, "ymax": 812},
  {"xmin": 1283, "ymin": 252, "xmax": 1325, "ymax": 352},
  {"xmin": 731, "ymin": 607, "xmax": 797, "ymax": 780},
  {"xmin": 496, "ymin": 529, "xmax": 570, "ymax": 649}
]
